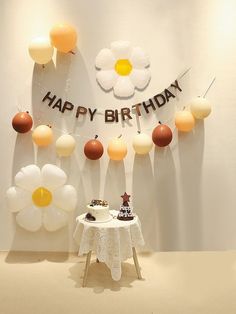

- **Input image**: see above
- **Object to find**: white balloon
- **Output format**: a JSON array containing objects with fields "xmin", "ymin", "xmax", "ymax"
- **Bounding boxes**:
[
  {"xmin": 43, "ymin": 206, "xmax": 68, "ymax": 232},
  {"xmin": 132, "ymin": 133, "xmax": 153, "ymax": 155},
  {"xmin": 6, "ymin": 163, "xmax": 78, "ymax": 232},
  {"xmin": 53, "ymin": 185, "xmax": 77, "ymax": 211},
  {"xmin": 56, "ymin": 134, "xmax": 76, "ymax": 157},
  {"xmin": 15, "ymin": 164, "xmax": 41, "ymax": 191},
  {"xmin": 190, "ymin": 97, "xmax": 212, "ymax": 119},
  {"xmin": 16, "ymin": 206, "xmax": 42, "ymax": 232},
  {"xmin": 28, "ymin": 37, "xmax": 54, "ymax": 65},
  {"xmin": 6, "ymin": 187, "xmax": 31, "ymax": 213},
  {"xmin": 41, "ymin": 164, "xmax": 67, "ymax": 190}
]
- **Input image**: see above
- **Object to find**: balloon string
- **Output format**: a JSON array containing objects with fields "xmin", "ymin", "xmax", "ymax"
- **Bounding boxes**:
[
  {"xmin": 178, "ymin": 67, "xmax": 191, "ymax": 80},
  {"xmin": 202, "ymin": 77, "xmax": 216, "ymax": 98},
  {"xmin": 49, "ymin": 119, "xmax": 176, "ymax": 141}
]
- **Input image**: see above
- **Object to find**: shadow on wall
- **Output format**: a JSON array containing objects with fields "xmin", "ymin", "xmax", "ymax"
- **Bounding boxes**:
[
  {"xmin": 153, "ymin": 146, "xmax": 180, "ymax": 251},
  {"xmin": 132, "ymin": 154, "xmax": 158, "ymax": 250},
  {"xmin": 12, "ymin": 132, "xmax": 35, "ymax": 183},
  {"xmin": 104, "ymin": 160, "xmax": 126, "ymax": 209},
  {"xmin": 8, "ymin": 47, "xmax": 94, "ymax": 256},
  {"xmin": 178, "ymin": 120, "xmax": 205, "ymax": 250},
  {"xmin": 82, "ymin": 158, "xmax": 101, "ymax": 202}
]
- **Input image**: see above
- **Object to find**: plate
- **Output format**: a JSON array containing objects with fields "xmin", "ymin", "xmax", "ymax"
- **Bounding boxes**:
[{"xmin": 84, "ymin": 214, "xmax": 114, "ymax": 223}]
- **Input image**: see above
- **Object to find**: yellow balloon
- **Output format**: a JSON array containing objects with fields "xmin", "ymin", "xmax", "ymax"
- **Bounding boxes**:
[
  {"xmin": 107, "ymin": 138, "xmax": 127, "ymax": 161},
  {"xmin": 50, "ymin": 23, "xmax": 77, "ymax": 53},
  {"xmin": 56, "ymin": 134, "xmax": 76, "ymax": 157},
  {"xmin": 32, "ymin": 187, "xmax": 52, "ymax": 207},
  {"xmin": 28, "ymin": 37, "xmax": 54, "ymax": 65},
  {"xmin": 190, "ymin": 97, "xmax": 212, "ymax": 119},
  {"xmin": 132, "ymin": 133, "xmax": 153, "ymax": 154},
  {"xmin": 32, "ymin": 125, "xmax": 53, "ymax": 147},
  {"xmin": 175, "ymin": 110, "xmax": 195, "ymax": 132}
]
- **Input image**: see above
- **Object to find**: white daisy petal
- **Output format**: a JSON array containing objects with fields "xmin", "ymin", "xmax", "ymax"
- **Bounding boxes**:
[
  {"xmin": 15, "ymin": 165, "xmax": 41, "ymax": 191},
  {"xmin": 41, "ymin": 164, "xmax": 67, "ymax": 190},
  {"xmin": 43, "ymin": 206, "xmax": 68, "ymax": 232},
  {"xmin": 130, "ymin": 69, "xmax": 151, "ymax": 89},
  {"xmin": 130, "ymin": 47, "xmax": 150, "ymax": 68},
  {"xmin": 111, "ymin": 41, "xmax": 131, "ymax": 59},
  {"xmin": 96, "ymin": 70, "xmax": 118, "ymax": 90},
  {"xmin": 6, "ymin": 187, "xmax": 31, "ymax": 213},
  {"xmin": 113, "ymin": 76, "xmax": 135, "ymax": 97},
  {"xmin": 16, "ymin": 206, "xmax": 42, "ymax": 232},
  {"xmin": 53, "ymin": 185, "xmax": 77, "ymax": 212},
  {"xmin": 95, "ymin": 48, "xmax": 115, "ymax": 70}
]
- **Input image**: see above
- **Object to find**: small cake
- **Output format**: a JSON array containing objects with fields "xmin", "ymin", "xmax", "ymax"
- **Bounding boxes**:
[
  {"xmin": 117, "ymin": 192, "xmax": 134, "ymax": 221},
  {"xmin": 85, "ymin": 199, "xmax": 110, "ymax": 222}
]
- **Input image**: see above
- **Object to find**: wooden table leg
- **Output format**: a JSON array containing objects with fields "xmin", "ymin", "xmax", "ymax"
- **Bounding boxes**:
[
  {"xmin": 132, "ymin": 247, "xmax": 142, "ymax": 279},
  {"xmin": 82, "ymin": 251, "xmax": 92, "ymax": 287}
]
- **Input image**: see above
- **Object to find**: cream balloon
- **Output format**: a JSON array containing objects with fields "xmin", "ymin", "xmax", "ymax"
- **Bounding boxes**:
[
  {"xmin": 56, "ymin": 134, "xmax": 76, "ymax": 157},
  {"xmin": 132, "ymin": 133, "xmax": 153, "ymax": 155},
  {"xmin": 107, "ymin": 137, "xmax": 127, "ymax": 161},
  {"xmin": 28, "ymin": 37, "xmax": 54, "ymax": 65},
  {"xmin": 32, "ymin": 125, "xmax": 53, "ymax": 147},
  {"xmin": 190, "ymin": 97, "xmax": 212, "ymax": 119},
  {"xmin": 175, "ymin": 110, "xmax": 195, "ymax": 132}
]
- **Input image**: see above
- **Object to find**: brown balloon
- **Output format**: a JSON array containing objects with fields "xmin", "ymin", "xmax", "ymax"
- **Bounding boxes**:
[
  {"xmin": 12, "ymin": 111, "xmax": 33, "ymax": 133},
  {"xmin": 152, "ymin": 124, "xmax": 172, "ymax": 147},
  {"xmin": 84, "ymin": 138, "xmax": 104, "ymax": 160}
]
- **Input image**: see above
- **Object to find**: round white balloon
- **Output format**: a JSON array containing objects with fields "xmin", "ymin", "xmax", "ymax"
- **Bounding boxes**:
[
  {"xmin": 132, "ymin": 133, "xmax": 153, "ymax": 155},
  {"xmin": 56, "ymin": 134, "xmax": 76, "ymax": 157},
  {"xmin": 28, "ymin": 37, "xmax": 54, "ymax": 65},
  {"xmin": 190, "ymin": 97, "xmax": 212, "ymax": 119}
]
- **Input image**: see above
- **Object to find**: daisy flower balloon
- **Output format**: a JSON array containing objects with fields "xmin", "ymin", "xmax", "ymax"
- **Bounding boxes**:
[
  {"xmin": 6, "ymin": 164, "xmax": 77, "ymax": 232},
  {"xmin": 95, "ymin": 41, "xmax": 151, "ymax": 97}
]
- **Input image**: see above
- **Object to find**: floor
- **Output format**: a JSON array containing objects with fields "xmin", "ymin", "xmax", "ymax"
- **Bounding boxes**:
[{"xmin": 0, "ymin": 251, "xmax": 236, "ymax": 314}]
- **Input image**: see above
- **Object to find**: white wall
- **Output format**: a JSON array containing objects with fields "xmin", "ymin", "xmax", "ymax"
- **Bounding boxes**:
[{"xmin": 1, "ymin": 0, "xmax": 236, "ymax": 252}]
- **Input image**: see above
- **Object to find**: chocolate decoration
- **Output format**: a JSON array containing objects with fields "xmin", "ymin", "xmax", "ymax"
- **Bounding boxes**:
[
  {"xmin": 152, "ymin": 124, "xmax": 173, "ymax": 147},
  {"xmin": 84, "ymin": 138, "xmax": 104, "ymax": 160},
  {"xmin": 85, "ymin": 213, "xmax": 96, "ymax": 221},
  {"xmin": 121, "ymin": 192, "xmax": 131, "ymax": 204},
  {"xmin": 90, "ymin": 199, "xmax": 108, "ymax": 206},
  {"xmin": 12, "ymin": 112, "xmax": 33, "ymax": 133}
]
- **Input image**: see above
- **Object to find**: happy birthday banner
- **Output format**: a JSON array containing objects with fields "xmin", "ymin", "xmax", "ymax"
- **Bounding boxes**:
[{"xmin": 42, "ymin": 79, "xmax": 182, "ymax": 123}]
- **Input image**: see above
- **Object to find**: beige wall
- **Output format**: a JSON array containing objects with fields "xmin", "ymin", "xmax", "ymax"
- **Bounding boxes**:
[{"xmin": 0, "ymin": 0, "xmax": 235, "ymax": 251}]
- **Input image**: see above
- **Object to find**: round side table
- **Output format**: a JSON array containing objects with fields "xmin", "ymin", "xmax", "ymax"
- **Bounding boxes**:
[{"xmin": 73, "ymin": 210, "xmax": 145, "ymax": 286}]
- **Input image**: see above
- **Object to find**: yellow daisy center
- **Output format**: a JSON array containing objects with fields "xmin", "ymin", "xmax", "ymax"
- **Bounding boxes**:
[
  {"xmin": 32, "ymin": 187, "xmax": 52, "ymax": 207},
  {"xmin": 115, "ymin": 59, "xmax": 132, "ymax": 76}
]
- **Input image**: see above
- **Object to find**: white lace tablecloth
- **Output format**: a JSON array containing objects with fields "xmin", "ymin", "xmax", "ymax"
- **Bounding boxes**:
[{"xmin": 73, "ymin": 210, "xmax": 145, "ymax": 281}]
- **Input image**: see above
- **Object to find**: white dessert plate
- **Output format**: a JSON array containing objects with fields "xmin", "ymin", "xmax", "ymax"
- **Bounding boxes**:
[{"xmin": 84, "ymin": 214, "xmax": 114, "ymax": 223}]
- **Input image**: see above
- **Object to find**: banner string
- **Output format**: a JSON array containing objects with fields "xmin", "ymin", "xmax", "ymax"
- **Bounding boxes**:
[{"xmin": 202, "ymin": 77, "xmax": 216, "ymax": 98}]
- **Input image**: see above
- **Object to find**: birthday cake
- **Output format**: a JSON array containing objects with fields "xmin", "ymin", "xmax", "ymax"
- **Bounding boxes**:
[
  {"xmin": 85, "ymin": 199, "xmax": 110, "ymax": 222},
  {"xmin": 117, "ymin": 192, "xmax": 134, "ymax": 221}
]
